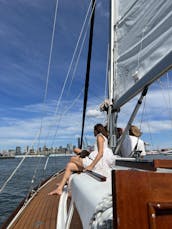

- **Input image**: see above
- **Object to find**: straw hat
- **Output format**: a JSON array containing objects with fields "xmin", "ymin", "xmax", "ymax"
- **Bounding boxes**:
[{"xmin": 129, "ymin": 125, "xmax": 141, "ymax": 137}]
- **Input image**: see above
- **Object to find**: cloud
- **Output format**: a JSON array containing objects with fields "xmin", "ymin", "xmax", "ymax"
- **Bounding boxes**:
[
  {"xmin": 1, "ymin": 83, "xmax": 171, "ymax": 150},
  {"xmin": 0, "ymin": 96, "xmax": 105, "ymax": 150},
  {"xmin": 96, "ymin": 1, "xmax": 109, "ymax": 18},
  {"xmin": 87, "ymin": 109, "xmax": 102, "ymax": 117}
]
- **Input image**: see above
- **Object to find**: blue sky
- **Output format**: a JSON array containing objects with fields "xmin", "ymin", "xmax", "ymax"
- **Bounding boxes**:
[{"xmin": 0, "ymin": 0, "xmax": 171, "ymax": 152}]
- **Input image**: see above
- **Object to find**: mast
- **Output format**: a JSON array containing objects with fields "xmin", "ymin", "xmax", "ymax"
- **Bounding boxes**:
[
  {"xmin": 108, "ymin": 0, "xmax": 118, "ymax": 150},
  {"xmin": 80, "ymin": 0, "xmax": 96, "ymax": 149}
]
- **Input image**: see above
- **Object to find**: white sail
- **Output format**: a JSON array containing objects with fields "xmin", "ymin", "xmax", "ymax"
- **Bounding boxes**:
[{"xmin": 112, "ymin": 0, "xmax": 172, "ymax": 109}]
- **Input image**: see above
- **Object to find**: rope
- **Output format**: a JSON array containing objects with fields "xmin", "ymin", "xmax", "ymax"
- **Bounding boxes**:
[{"xmin": 89, "ymin": 194, "xmax": 113, "ymax": 229}]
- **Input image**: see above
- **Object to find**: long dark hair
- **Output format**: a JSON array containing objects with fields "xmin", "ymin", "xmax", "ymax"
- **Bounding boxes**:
[{"xmin": 94, "ymin": 123, "xmax": 108, "ymax": 138}]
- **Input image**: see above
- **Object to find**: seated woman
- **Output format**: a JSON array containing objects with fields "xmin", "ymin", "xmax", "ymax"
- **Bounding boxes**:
[
  {"xmin": 120, "ymin": 125, "xmax": 146, "ymax": 157},
  {"xmin": 48, "ymin": 123, "xmax": 115, "ymax": 195}
]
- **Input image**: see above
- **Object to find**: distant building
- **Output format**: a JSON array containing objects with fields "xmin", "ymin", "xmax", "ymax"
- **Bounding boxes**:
[
  {"xmin": 29, "ymin": 148, "xmax": 35, "ymax": 155},
  {"xmin": 26, "ymin": 145, "xmax": 29, "ymax": 153},
  {"xmin": 67, "ymin": 144, "xmax": 73, "ymax": 154},
  {"xmin": 16, "ymin": 146, "xmax": 21, "ymax": 155},
  {"xmin": 8, "ymin": 149, "xmax": 16, "ymax": 157}
]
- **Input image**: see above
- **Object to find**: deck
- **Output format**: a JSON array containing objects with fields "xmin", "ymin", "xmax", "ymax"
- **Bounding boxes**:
[{"xmin": 1, "ymin": 172, "xmax": 82, "ymax": 229}]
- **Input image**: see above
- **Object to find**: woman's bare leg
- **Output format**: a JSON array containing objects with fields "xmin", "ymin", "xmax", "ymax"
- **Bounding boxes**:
[
  {"xmin": 56, "ymin": 156, "xmax": 82, "ymax": 186},
  {"xmin": 48, "ymin": 161, "xmax": 82, "ymax": 195},
  {"xmin": 70, "ymin": 156, "xmax": 83, "ymax": 170},
  {"xmin": 73, "ymin": 147, "xmax": 82, "ymax": 155}
]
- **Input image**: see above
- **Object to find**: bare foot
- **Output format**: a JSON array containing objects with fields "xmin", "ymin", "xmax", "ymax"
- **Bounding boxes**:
[
  {"xmin": 48, "ymin": 187, "xmax": 63, "ymax": 196},
  {"xmin": 56, "ymin": 182, "xmax": 68, "ymax": 186}
]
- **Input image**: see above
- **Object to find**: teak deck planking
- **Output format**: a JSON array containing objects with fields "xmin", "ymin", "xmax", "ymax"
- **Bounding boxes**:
[{"xmin": 1, "ymin": 172, "xmax": 82, "ymax": 229}]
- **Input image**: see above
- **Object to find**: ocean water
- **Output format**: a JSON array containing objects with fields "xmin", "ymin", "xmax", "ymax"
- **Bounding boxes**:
[
  {"xmin": 0, "ymin": 156, "xmax": 71, "ymax": 226},
  {"xmin": 1, "ymin": 154, "xmax": 172, "ymax": 227}
]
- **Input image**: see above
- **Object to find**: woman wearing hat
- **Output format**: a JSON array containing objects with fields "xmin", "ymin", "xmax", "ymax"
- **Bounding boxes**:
[{"xmin": 120, "ymin": 125, "xmax": 146, "ymax": 157}]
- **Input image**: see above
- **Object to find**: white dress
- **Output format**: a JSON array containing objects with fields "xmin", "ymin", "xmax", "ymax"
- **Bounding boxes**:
[{"xmin": 82, "ymin": 133, "xmax": 117, "ymax": 176}]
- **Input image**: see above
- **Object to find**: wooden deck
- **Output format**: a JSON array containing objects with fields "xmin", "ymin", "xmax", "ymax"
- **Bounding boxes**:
[{"xmin": 1, "ymin": 172, "xmax": 82, "ymax": 229}]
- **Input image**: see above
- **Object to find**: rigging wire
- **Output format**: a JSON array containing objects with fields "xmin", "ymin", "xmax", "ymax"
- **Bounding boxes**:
[
  {"xmin": 0, "ymin": 0, "xmax": 60, "ymax": 194},
  {"xmin": 45, "ymin": 0, "xmax": 97, "ymax": 148},
  {"xmin": 50, "ymin": 87, "xmax": 84, "ymax": 147},
  {"xmin": 0, "ymin": 157, "xmax": 25, "ymax": 193},
  {"xmin": 54, "ymin": 0, "xmax": 93, "ymax": 116},
  {"xmin": 166, "ymin": 72, "xmax": 172, "ymax": 124},
  {"xmin": 37, "ymin": 0, "xmax": 59, "ymax": 148},
  {"xmin": 22, "ymin": 0, "xmax": 94, "ymax": 187},
  {"xmin": 25, "ymin": 157, "xmax": 44, "ymax": 203},
  {"xmin": 66, "ymin": 0, "xmax": 93, "ymax": 93},
  {"xmin": 66, "ymin": 18, "xmax": 91, "ymax": 94},
  {"xmin": 143, "ymin": 95, "xmax": 155, "ymax": 150},
  {"xmin": 158, "ymin": 75, "xmax": 172, "ymax": 123},
  {"xmin": 137, "ymin": 73, "xmax": 172, "ymax": 151},
  {"xmin": 42, "ymin": 0, "xmax": 94, "ymax": 147},
  {"xmin": 25, "ymin": 0, "xmax": 60, "ymax": 194}
]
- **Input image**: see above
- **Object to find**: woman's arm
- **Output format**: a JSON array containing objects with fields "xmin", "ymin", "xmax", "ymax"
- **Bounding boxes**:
[{"xmin": 84, "ymin": 135, "xmax": 104, "ymax": 171}]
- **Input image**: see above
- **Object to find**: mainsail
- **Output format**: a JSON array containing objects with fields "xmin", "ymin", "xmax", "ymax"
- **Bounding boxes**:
[{"xmin": 111, "ymin": 0, "xmax": 172, "ymax": 109}]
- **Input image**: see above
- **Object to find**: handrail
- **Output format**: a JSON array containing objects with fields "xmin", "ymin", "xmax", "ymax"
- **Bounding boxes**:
[{"xmin": 84, "ymin": 170, "xmax": 107, "ymax": 182}]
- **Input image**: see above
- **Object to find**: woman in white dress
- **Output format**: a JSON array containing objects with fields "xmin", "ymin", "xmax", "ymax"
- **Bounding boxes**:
[{"xmin": 49, "ymin": 123, "xmax": 115, "ymax": 195}]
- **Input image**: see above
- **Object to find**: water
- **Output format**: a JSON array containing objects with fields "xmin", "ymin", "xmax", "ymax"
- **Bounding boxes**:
[
  {"xmin": 0, "ymin": 156, "xmax": 71, "ymax": 226},
  {"xmin": 1, "ymin": 154, "xmax": 171, "ymax": 227}
]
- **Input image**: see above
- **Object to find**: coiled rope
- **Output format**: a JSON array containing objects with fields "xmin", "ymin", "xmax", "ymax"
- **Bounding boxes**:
[{"xmin": 89, "ymin": 194, "xmax": 113, "ymax": 229}]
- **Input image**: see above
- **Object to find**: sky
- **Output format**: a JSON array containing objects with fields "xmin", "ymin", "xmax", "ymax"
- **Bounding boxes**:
[{"xmin": 0, "ymin": 0, "xmax": 171, "ymax": 152}]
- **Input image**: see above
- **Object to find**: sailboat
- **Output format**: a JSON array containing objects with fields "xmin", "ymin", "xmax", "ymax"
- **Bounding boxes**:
[{"xmin": 1, "ymin": 0, "xmax": 172, "ymax": 228}]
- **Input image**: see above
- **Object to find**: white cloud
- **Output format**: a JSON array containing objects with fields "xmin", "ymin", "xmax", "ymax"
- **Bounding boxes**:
[
  {"xmin": 87, "ymin": 109, "xmax": 102, "ymax": 117},
  {"xmin": 0, "ymin": 86, "xmax": 172, "ymax": 151}
]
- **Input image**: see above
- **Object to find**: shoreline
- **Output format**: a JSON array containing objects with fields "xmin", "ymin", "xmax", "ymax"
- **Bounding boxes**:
[{"xmin": 0, "ymin": 154, "xmax": 74, "ymax": 159}]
